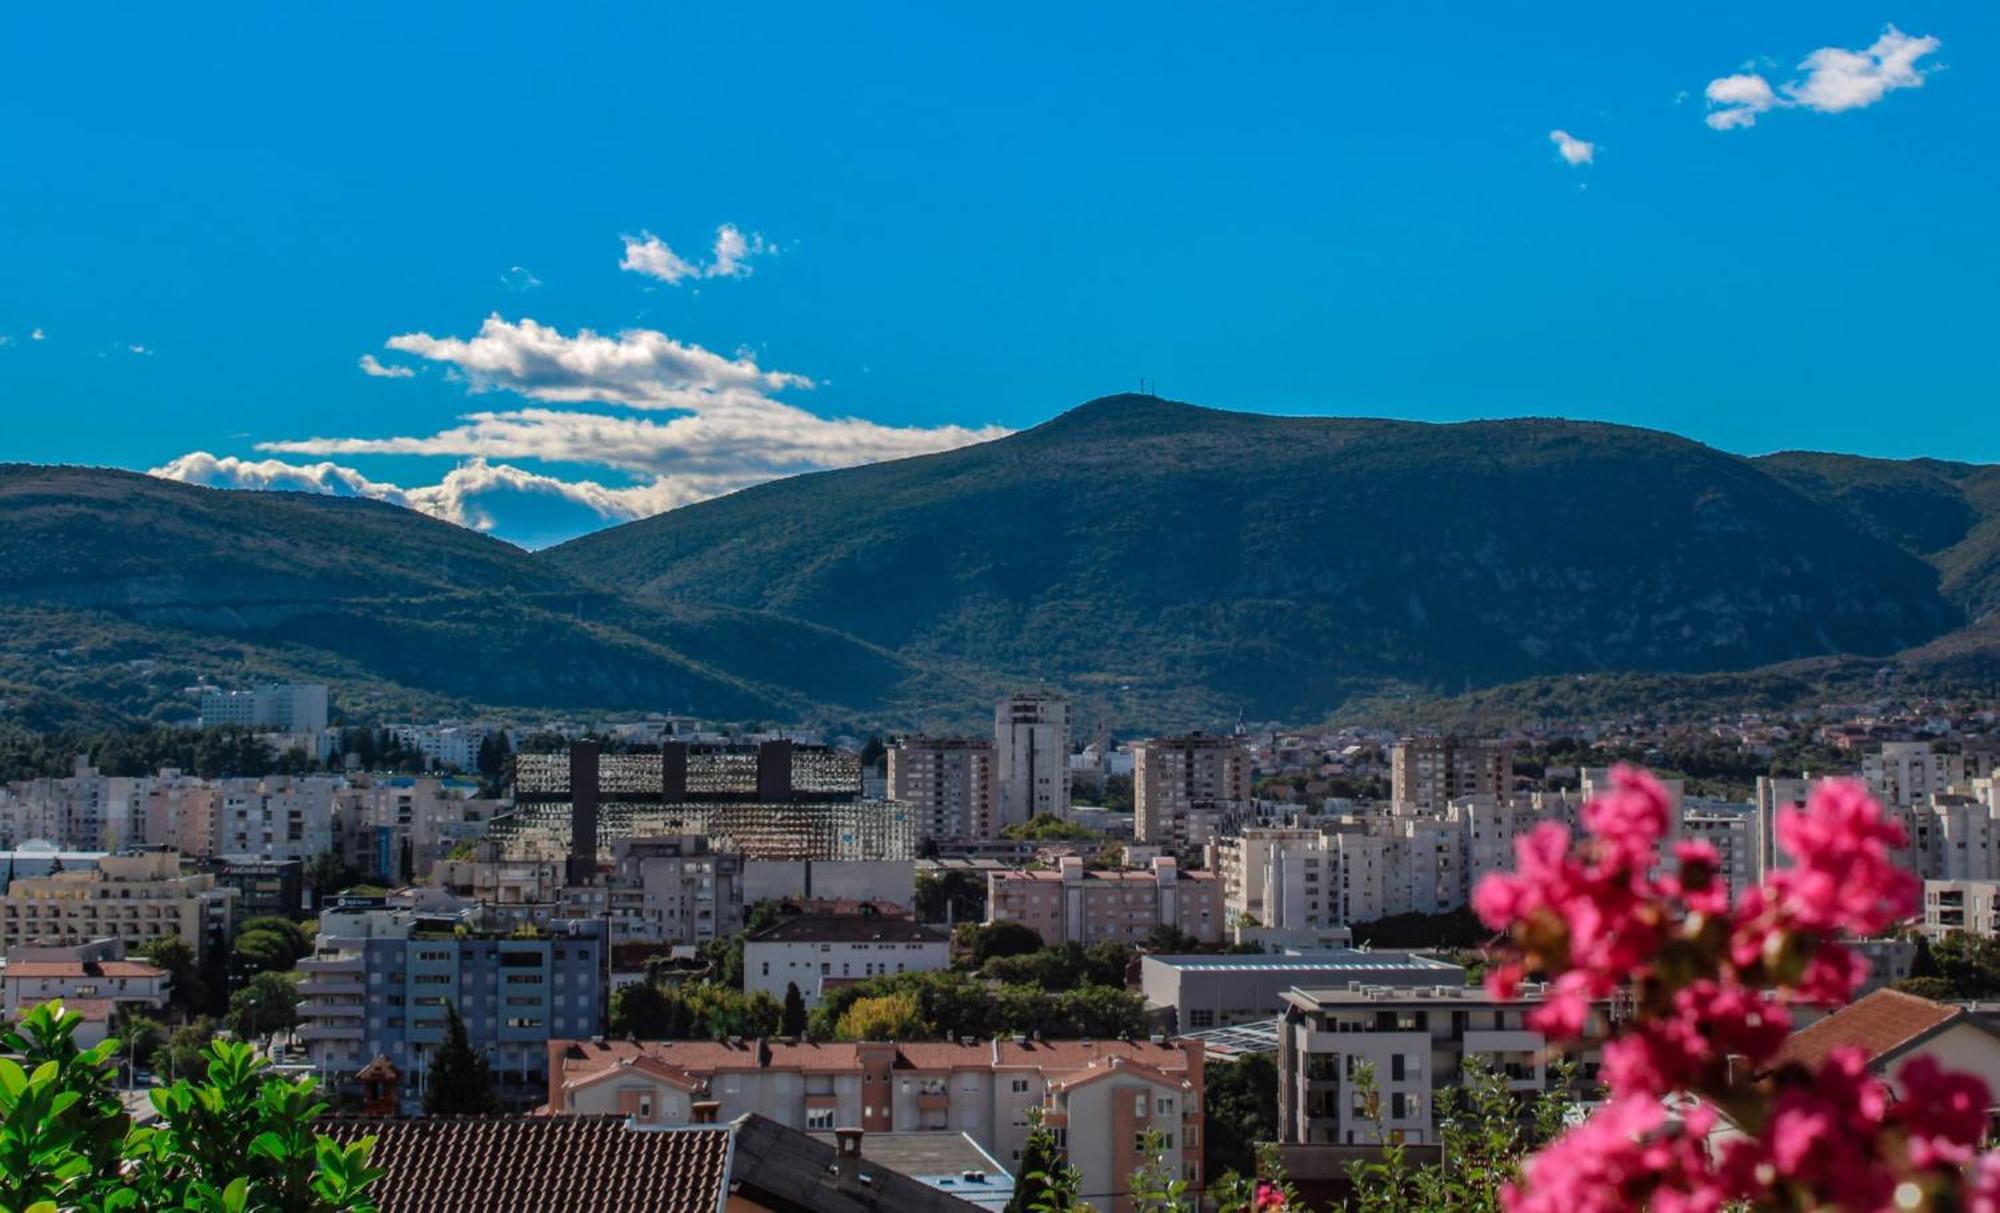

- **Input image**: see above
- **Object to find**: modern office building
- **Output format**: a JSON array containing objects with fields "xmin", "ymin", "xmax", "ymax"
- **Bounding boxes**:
[
  {"xmin": 1132, "ymin": 733, "xmax": 1252, "ymax": 851},
  {"xmin": 888, "ymin": 738, "xmax": 999, "ymax": 840},
  {"xmin": 499, "ymin": 740, "xmax": 916, "ymax": 880},
  {"xmin": 994, "ymin": 693, "xmax": 1070, "ymax": 830}
]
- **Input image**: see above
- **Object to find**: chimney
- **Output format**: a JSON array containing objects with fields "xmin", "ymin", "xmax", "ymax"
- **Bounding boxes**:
[
  {"xmin": 692, "ymin": 1100, "xmax": 720, "ymax": 1125},
  {"xmin": 833, "ymin": 1126, "xmax": 867, "ymax": 1188}
]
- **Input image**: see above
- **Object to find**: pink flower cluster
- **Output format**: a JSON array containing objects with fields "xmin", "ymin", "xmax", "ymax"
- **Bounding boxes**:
[{"xmin": 1475, "ymin": 766, "xmax": 1999, "ymax": 1212}]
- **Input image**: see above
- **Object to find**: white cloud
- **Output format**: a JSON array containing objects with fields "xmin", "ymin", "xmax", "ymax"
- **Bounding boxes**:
[
  {"xmin": 126, "ymin": 344, "xmax": 152, "ymax": 356},
  {"xmin": 358, "ymin": 353, "xmax": 415, "ymax": 379},
  {"xmin": 148, "ymin": 451, "xmax": 697, "ymax": 545},
  {"xmin": 379, "ymin": 314, "xmax": 811, "ymax": 410},
  {"xmin": 1706, "ymin": 26, "xmax": 1939, "ymax": 130},
  {"xmin": 499, "ymin": 266, "xmax": 542, "ymax": 292},
  {"xmin": 260, "ymin": 314, "xmax": 1009, "ymax": 530},
  {"xmin": 30, "ymin": 328, "xmax": 44, "ymax": 341},
  {"xmin": 1548, "ymin": 130, "xmax": 1596, "ymax": 165},
  {"xmin": 620, "ymin": 224, "xmax": 774, "ymax": 284}
]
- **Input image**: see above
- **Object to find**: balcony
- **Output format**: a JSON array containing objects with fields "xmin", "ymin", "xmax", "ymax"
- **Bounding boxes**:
[{"xmin": 298, "ymin": 1023, "xmax": 365, "ymax": 1042}]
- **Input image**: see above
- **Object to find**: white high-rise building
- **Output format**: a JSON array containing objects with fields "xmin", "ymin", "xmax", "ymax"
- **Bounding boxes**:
[
  {"xmin": 199, "ymin": 683, "xmax": 329, "ymax": 733},
  {"xmin": 993, "ymin": 692, "xmax": 1069, "ymax": 829}
]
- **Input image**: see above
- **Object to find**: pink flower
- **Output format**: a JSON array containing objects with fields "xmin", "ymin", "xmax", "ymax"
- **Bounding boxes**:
[
  {"xmin": 1897, "ymin": 1055, "xmax": 1992, "ymax": 1169},
  {"xmin": 1969, "ymin": 1152, "xmax": 2000, "ymax": 1213},
  {"xmin": 1767, "ymin": 778, "xmax": 1918, "ymax": 936},
  {"xmin": 1503, "ymin": 1097, "xmax": 1723, "ymax": 1213},
  {"xmin": 1600, "ymin": 982, "xmax": 1789, "ymax": 1096},
  {"xmin": 1580, "ymin": 765, "xmax": 1673, "ymax": 870},
  {"xmin": 1761, "ymin": 1047, "xmax": 1897, "ymax": 1210},
  {"xmin": 1253, "ymin": 1181, "xmax": 1286, "ymax": 1211}
]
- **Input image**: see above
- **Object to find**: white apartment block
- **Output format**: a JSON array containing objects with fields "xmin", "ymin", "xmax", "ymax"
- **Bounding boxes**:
[
  {"xmin": 994, "ymin": 693, "xmax": 1070, "ymax": 829},
  {"xmin": 1132, "ymin": 734, "xmax": 1252, "ymax": 851},
  {"xmin": 386, "ymin": 724, "xmax": 493, "ymax": 773},
  {"xmin": 1924, "ymin": 880, "xmax": 2000, "ymax": 939},
  {"xmin": 887, "ymin": 738, "xmax": 998, "ymax": 840},
  {"xmin": 0, "ymin": 850, "xmax": 236, "ymax": 958},
  {"xmin": 199, "ymin": 683, "xmax": 329, "ymax": 733},
  {"xmin": 216, "ymin": 778, "xmax": 338, "ymax": 863},
  {"xmin": 1679, "ymin": 808, "xmax": 1761, "ymax": 902},
  {"xmin": 742, "ymin": 914, "xmax": 950, "ymax": 1006},
  {"xmin": 1865, "ymin": 741, "xmax": 1967, "ymax": 808},
  {"xmin": 1277, "ymin": 982, "xmax": 1607, "ymax": 1148}
]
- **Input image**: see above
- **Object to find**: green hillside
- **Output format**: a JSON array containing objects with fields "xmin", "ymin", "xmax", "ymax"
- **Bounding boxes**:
[
  {"xmin": 1754, "ymin": 451, "xmax": 2000, "ymax": 622},
  {"xmin": 0, "ymin": 465, "xmax": 934, "ymax": 728},
  {"xmin": 542, "ymin": 395, "xmax": 1964, "ymax": 722}
]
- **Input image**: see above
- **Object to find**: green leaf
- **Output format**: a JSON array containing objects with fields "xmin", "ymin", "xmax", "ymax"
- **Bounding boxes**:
[
  {"xmin": 221, "ymin": 1176, "xmax": 249, "ymax": 1213},
  {"xmin": 0, "ymin": 1058, "xmax": 25, "ymax": 1097}
]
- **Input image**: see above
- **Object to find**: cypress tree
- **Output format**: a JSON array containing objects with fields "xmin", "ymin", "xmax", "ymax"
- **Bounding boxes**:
[
  {"xmin": 424, "ymin": 1003, "xmax": 498, "ymax": 1114},
  {"xmin": 782, "ymin": 982, "xmax": 808, "ymax": 1037}
]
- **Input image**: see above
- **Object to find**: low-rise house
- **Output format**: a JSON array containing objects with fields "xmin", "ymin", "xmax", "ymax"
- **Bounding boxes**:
[{"xmin": 743, "ymin": 913, "xmax": 950, "ymax": 1007}]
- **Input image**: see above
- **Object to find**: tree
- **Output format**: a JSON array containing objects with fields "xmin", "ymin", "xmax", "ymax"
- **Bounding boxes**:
[
  {"xmin": 424, "ymin": 1003, "xmax": 498, "ymax": 1114},
  {"xmin": 229, "ymin": 915, "xmax": 311, "ymax": 983},
  {"xmin": 913, "ymin": 869, "xmax": 987, "ymax": 924},
  {"xmin": 138, "ymin": 934, "xmax": 212, "ymax": 1016},
  {"xmin": 164, "ymin": 1017, "xmax": 217, "ymax": 1083},
  {"xmin": 1203, "ymin": 1053, "xmax": 1280, "ymax": 1183},
  {"xmin": 1911, "ymin": 932, "xmax": 1943, "ymax": 979},
  {"xmin": 226, "ymin": 970, "xmax": 302, "ymax": 1042},
  {"xmin": 0, "ymin": 1001, "xmax": 379, "ymax": 1212},
  {"xmin": 832, "ymin": 992, "xmax": 928, "ymax": 1041},
  {"xmin": 1009, "ymin": 1105, "xmax": 1082, "ymax": 1213},
  {"xmin": 612, "ymin": 981, "xmax": 693, "ymax": 1039},
  {"xmin": 1140, "ymin": 923, "xmax": 1203, "ymax": 954},
  {"xmin": 1001, "ymin": 813, "xmax": 1101, "ymax": 842},
  {"xmin": 781, "ymin": 982, "xmax": 808, "ymax": 1037},
  {"xmin": 305, "ymin": 848, "xmax": 359, "ymax": 895},
  {"xmin": 958, "ymin": 919, "xmax": 1044, "ymax": 967}
]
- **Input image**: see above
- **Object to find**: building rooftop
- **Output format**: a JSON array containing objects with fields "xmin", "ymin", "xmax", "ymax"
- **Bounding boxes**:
[
  {"xmin": 1, "ymin": 960, "xmax": 166, "ymax": 980},
  {"xmin": 747, "ymin": 916, "xmax": 948, "ymax": 945},
  {"xmin": 808, "ymin": 1131, "xmax": 1014, "ymax": 1210},
  {"xmin": 1143, "ymin": 949, "xmax": 1460, "ymax": 973},
  {"xmin": 1181, "ymin": 1017, "xmax": 1280, "ymax": 1059},
  {"xmin": 1773, "ymin": 988, "xmax": 1973, "ymax": 1072}
]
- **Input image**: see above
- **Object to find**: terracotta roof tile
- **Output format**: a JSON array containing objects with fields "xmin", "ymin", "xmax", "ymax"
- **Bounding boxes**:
[
  {"xmin": 1773, "ymin": 989, "xmax": 1963, "ymax": 1071},
  {"xmin": 2, "ymin": 961, "xmax": 165, "ymax": 979},
  {"xmin": 319, "ymin": 1116, "xmax": 731, "ymax": 1213}
]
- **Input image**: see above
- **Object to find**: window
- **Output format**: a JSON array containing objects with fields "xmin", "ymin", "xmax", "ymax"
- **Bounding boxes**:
[
  {"xmin": 1156, "ymin": 1098, "xmax": 1174, "ymax": 1116},
  {"xmin": 1391, "ymin": 1054, "xmax": 1405, "ymax": 1081},
  {"xmin": 1187, "ymin": 1009, "xmax": 1215, "ymax": 1029},
  {"xmin": 1011, "ymin": 1079, "xmax": 1030, "ymax": 1093},
  {"xmin": 807, "ymin": 1109, "xmax": 836, "ymax": 1130}
]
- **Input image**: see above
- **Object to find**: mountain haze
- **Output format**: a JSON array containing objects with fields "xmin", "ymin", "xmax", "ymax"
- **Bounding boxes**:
[{"xmin": 543, "ymin": 396, "xmax": 1965, "ymax": 721}]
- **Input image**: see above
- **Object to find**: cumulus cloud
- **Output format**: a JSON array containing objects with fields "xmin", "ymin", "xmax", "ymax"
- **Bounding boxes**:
[
  {"xmin": 253, "ymin": 314, "xmax": 1009, "ymax": 534},
  {"xmin": 498, "ymin": 265, "xmax": 542, "ymax": 292},
  {"xmin": 379, "ymin": 314, "xmax": 811, "ymax": 410},
  {"xmin": 1706, "ymin": 26, "xmax": 1939, "ymax": 130},
  {"xmin": 358, "ymin": 353, "xmax": 415, "ymax": 379},
  {"xmin": 148, "ymin": 451, "xmax": 693, "ymax": 544},
  {"xmin": 620, "ymin": 224, "xmax": 774, "ymax": 284},
  {"xmin": 1548, "ymin": 130, "xmax": 1596, "ymax": 165}
]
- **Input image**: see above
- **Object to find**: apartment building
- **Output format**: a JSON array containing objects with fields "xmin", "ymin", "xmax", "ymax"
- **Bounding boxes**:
[
  {"xmin": 385, "ymin": 723, "xmax": 494, "ymax": 773},
  {"xmin": 1923, "ymin": 880, "xmax": 2000, "ymax": 938},
  {"xmin": 1679, "ymin": 807, "xmax": 1762, "ymax": 901},
  {"xmin": 1208, "ymin": 814, "xmax": 1465, "ymax": 934},
  {"xmin": 1277, "ymin": 982, "xmax": 1609, "ymax": 1147},
  {"xmin": 1132, "ymin": 733, "xmax": 1252, "ymax": 851},
  {"xmin": 199, "ymin": 682, "xmax": 329, "ymax": 732},
  {"xmin": 743, "ymin": 913, "xmax": 951, "ymax": 1006},
  {"xmin": 1864, "ymin": 741, "xmax": 1967, "ymax": 808},
  {"xmin": 0, "ymin": 849, "xmax": 235, "ymax": 958},
  {"xmin": 888, "ymin": 738, "xmax": 999, "ymax": 840},
  {"xmin": 1141, "ymin": 949, "xmax": 1464, "ymax": 1032},
  {"xmin": 1389, "ymin": 738, "xmax": 1510, "ymax": 813},
  {"xmin": 994, "ymin": 693, "xmax": 1070, "ymax": 829},
  {"xmin": 296, "ymin": 907, "xmax": 607, "ymax": 1108},
  {"xmin": 214, "ymin": 777, "xmax": 337, "ymax": 862},
  {"xmin": 1755, "ymin": 776, "xmax": 1816, "ymax": 879},
  {"xmin": 986, "ymin": 855, "xmax": 1222, "ymax": 946},
  {"xmin": 548, "ymin": 1035, "xmax": 1206, "ymax": 1213}
]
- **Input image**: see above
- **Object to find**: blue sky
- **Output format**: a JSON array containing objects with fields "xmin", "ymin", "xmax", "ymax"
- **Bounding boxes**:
[{"xmin": 1, "ymin": 3, "xmax": 1992, "ymax": 546}]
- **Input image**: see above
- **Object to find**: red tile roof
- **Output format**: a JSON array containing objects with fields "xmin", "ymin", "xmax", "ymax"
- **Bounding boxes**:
[
  {"xmin": 1773, "ymin": 989, "xmax": 1964, "ymax": 1071},
  {"xmin": 319, "ymin": 1116, "xmax": 731, "ymax": 1213},
  {"xmin": 2, "ymin": 961, "xmax": 165, "ymax": 979}
]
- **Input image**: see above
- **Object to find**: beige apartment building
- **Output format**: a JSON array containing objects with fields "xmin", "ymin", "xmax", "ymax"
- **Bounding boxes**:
[
  {"xmin": 1132, "ymin": 733, "xmax": 1252, "ymax": 851},
  {"xmin": 0, "ymin": 850, "xmax": 235, "ymax": 958},
  {"xmin": 1924, "ymin": 879, "xmax": 2000, "ymax": 938},
  {"xmin": 1389, "ymin": 738, "xmax": 1510, "ymax": 813},
  {"xmin": 549, "ymin": 1035, "xmax": 1206, "ymax": 1213},
  {"xmin": 987, "ymin": 855, "xmax": 1223, "ymax": 946},
  {"xmin": 888, "ymin": 737, "xmax": 999, "ymax": 840}
]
